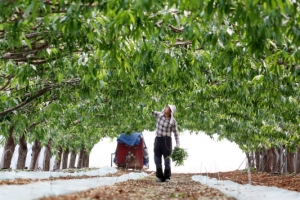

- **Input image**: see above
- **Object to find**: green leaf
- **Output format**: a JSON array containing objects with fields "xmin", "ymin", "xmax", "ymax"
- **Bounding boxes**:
[{"xmin": 57, "ymin": 73, "xmax": 63, "ymax": 84}]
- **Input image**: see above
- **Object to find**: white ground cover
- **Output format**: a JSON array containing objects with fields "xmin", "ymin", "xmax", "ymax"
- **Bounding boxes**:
[
  {"xmin": 192, "ymin": 175, "xmax": 300, "ymax": 200},
  {"xmin": 0, "ymin": 166, "xmax": 117, "ymax": 180},
  {"xmin": 0, "ymin": 167, "xmax": 147, "ymax": 200}
]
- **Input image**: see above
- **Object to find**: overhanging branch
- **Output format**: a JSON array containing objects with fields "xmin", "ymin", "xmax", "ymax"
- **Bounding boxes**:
[
  {"xmin": 0, "ymin": 86, "xmax": 53, "ymax": 117},
  {"xmin": 0, "ymin": 78, "xmax": 80, "ymax": 118}
]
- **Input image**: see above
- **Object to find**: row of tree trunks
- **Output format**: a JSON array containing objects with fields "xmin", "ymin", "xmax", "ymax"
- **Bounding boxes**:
[
  {"xmin": 55, "ymin": 147, "xmax": 89, "ymax": 169},
  {"xmin": 1, "ymin": 134, "xmax": 89, "ymax": 170},
  {"xmin": 247, "ymin": 146, "xmax": 300, "ymax": 174}
]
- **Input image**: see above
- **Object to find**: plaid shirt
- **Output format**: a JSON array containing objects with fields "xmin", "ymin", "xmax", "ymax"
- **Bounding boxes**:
[{"xmin": 152, "ymin": 111, "xmax": 180, "ymax": 147}]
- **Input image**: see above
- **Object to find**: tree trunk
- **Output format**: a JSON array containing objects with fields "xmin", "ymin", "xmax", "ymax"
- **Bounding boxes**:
[
  {"xmin": 76, "ymin": 147, "xmax": 84, "ymax": 169},
  {"xmin": 43, "ymin": 139, "xmax": 53, "ymax": 171},
  {"xmin": 259, "ymin": 151, "xmax": 264, "ymax": 171},
  {"xmin": 34, "ymin": 150, "xmax": 41, "ymax": 170},
  {"xmin": 254, "ymin": 151, "xmax": 260, "ymax": 170},
  {"xmin": 29, "ymin": 140, "xmax": 42, "ymax": 170},
  {"xmin": 273, "ymin": 148, "xmax": 280, "ymax": 173},
  {"xmin": 279, "ymin": 146, "xmax": 286, "ymax": 173},
  {"xmin": 286, "ymin": 150, "xmax": 295, "ymax": 173},
  {"xmin": 85, "ymin": 153, "xmax": 89, "ymax": 168},
  {"xmin": 68, "ymin": 149, "xmax": 76, "ymax": 168},
  {"xmin": 261, "ymin": 147, "xmax": 271, "ymax": 173},
  {"xmin": 16, "ymin": 134, "xmax": 28, "ymax": 169},
  {"xmin": 245, "ymin": 152, "xmax": 254, "ymax": 168},
  {"xmin": 0, "ymin": 126, "xmax": 16, "ymax": 169},
  {"xmin": 82, "ymin": 151, "xmax": 87, "ymax": 168},
  {"xmin": 268, "ymin": 147, "xmax": 277, "ymax": 173},
  {"xmin": 296, "ymin": 147, "xmax": 300, "ymax": 174},
  {"xmin": 82, "ymin": 150, "xmax": 89, "ymax": 168},
  {"xmin": 53, "ymin": 146, "xmax": 62, "ymax": 170},
  {"xmin": 61, "ymin": 147, "xmax": 69, "ymax": 169},
  {"xmin": 265, "ymin": 148, "xmax": 276, "ymax": 173}
]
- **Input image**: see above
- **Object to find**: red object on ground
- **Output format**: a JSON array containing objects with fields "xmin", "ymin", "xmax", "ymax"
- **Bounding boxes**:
[{"xmin": 116, "ymin": 138, "xmax": 144, "ymax": 169}]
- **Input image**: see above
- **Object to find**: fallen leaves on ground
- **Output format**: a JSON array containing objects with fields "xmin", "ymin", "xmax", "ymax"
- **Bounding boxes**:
[{"xmin": 41, "ymin": 173, "xmax": 235, "ymax": 200}]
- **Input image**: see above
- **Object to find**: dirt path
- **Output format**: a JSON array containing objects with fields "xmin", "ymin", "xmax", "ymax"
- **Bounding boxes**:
[{"xmin": 41, "ymin": 172, "xmax": 236, "ymax": 200}]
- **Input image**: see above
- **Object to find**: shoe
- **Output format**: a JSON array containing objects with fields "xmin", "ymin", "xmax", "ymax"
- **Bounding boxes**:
[
  {"xmin": 165, "ymin": 179, "xmax": 170, "ymax": 182},
  {"xmin": 156, "ymin": 178, "xmax": 163, "ymax": 182}
]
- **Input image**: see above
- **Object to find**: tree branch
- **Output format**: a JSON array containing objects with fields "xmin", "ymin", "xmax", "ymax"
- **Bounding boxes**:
[
  {"xmin": 0, "ymin": 86, "xmax": 53, "ymax": 117},
  {"xmin": 26, "ymin": 120, "xmax": 46, "ymax": 132},
  {"xmin": 70, "ymin": 119, "xmax": 81, "ymax": 127},
  {"xmin": 0, "ymin": 77, "xmax": 81, "ymax": 118},
  {"xmin": 168, "ymin": 25, "xmax": 184, "ymax": 33},
  {"xmin": 165, "ymin": 40, "xmax": 192, "ymax": 46},
  {"xmin": 2, "ymin": 42, "xmax": 49, "ymax": 57},
  {"xmin": 0, "ymin": 77, "xmax": 12, "ymax": 91}
]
